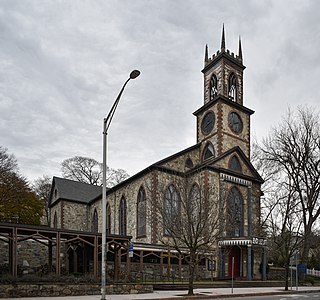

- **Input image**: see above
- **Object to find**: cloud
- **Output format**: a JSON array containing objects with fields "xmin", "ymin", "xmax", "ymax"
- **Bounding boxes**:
[{"xmin": 0, "ymin": 0, "xmax": 319, "ymax": 182}]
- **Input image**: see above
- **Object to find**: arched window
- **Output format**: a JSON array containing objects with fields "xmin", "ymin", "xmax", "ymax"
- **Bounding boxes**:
[
  {"xmin": 229, "ymin": 155, "xmax": 242, "ymax": 172},
  {"xmin": 106, "ymin": 202, "xmax": 111, "ymax": 235},
  {"xmin": 228, "ymin": 73, "xmax": 237, "ymax": 101},
  {"xmin": 92, "ymin": 209, "xmax": 98, "ymax": 233},
  {"xmin": 119, "ymin": 197, "xmax": 127, "ymax": 235},
  {"xmin": 202, "ymin": 143, "xmax": 215, "ymax": 161},
  {"xmin": 227, "ymin": 187, "xmax": 243, "ymax": 237},
  {"xmin": 53, "ymin": 212, "xmax": 57, "ymax": 228},
  {"xmin": 164, "ymin": 185, "xmax": 180, "ymax": 235},
  {"xmin": 188, "ymin": 184, "xmax": 201, "ymax": 221},
  {"xmin": 137, "ymin": 186, "xmax": 146, "ymax": 237},
  {"xmin": 210, "ymin": 74, "xmax": 218, "ymax": 101},
  {"xmin": 185, "ymin": 158, "xmax": 194, "ymax": 169}
]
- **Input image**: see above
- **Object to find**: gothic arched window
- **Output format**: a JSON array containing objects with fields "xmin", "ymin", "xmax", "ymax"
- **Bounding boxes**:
[
  {"xmin": 119, "ymin": 197, "xmax": 127, "ymax": 235},
  {"xmin": 188, "ymin": 184, "xmax": 201, "ymax": 221},
  {"xmin": 210, "ymin": 74, "xmax": 218, "ymax": 101},
  {"xmin": 53, "ymin": 212, "xmax": 57, "ymax": 228},
  {"xmin": 92, "ymin": 209, "xmax": 98, "ymax": 233},
  {"xmin": 137, "ymin": 186, "xmax": 146, "ymax": 237},
  {"xmin": 227, "ymin": 187, "xmax": 243, "ymax": 237},
  {"xmin": 202, "ymin": 142, "xmax": 215, "ymax": 161},
  {"xmin": 164, "ymin": 185, "xmax": 180, "ymax": 235},
  {"xmin": 185, "ymin": 158, "xmax": 194, "ymax": 169},
  {"xmin": 106, "ymin": 202, "xmax": 111, "ymax": 235},
  {"xmin": 228, "ymin": 73, "xmax": 237, "ymax": 101},
  {"xmin": 229, "ymin": 155, "xmax": 242, "ymax": 172}
]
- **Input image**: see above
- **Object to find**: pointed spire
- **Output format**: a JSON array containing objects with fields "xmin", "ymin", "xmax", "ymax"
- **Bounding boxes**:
[
  {"xmin": 204, "ymin": 44, "xmax": 208, "ymax": 63},
  {"xmin": 238, "ymin": 36, "xmax": 243, "ymax": 60},
  {"xmin": 221, "ymin": 24, "xmax": 226, "ymax": 51}
]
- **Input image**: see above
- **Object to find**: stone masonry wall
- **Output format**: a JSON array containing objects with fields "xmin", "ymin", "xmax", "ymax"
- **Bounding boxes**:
[
  {"xmin": 62, "ymin": 202, "xmax": 88, "ymax": 231},
  {"xmin": 0, "ymin": 283, "xmax": 153, "ymax": 298}
]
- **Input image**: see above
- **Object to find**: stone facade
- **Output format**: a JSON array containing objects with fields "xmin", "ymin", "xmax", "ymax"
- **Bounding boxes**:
[{"xmin": 48, "ymin": 30, "xmax": 266, "ymax": 281}]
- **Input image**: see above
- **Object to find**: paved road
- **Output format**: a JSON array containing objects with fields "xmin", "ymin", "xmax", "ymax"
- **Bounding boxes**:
[
  {"xmin": 218, "ymin": 293, "xmax": 320, "ymax": 300},
  {"xmin": 2, "ymin": 286, "xmax": 320, "ymax": 300}
]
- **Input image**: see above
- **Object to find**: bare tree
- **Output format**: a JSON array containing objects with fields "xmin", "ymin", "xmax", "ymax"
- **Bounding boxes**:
[
  {"xmin": 266, "ymin": 180, "xmax": 303, "ymax": 290},
  {"xmin": 259, "ymin": 106, "xmax": 320, "ymax": 264},
  {"xmin": 61, "ymin": 156, "xmax": 102, "ymax": 185},
  {"xmin": 108, "ymin": 168, "xmax": 130, "ymax": 187},
  {"xmin": 147, "ymin": 171, "xmax": 221, "ymax": 296},
  {"xmin": 32, "ymin": 175, "xmax": 52, "ymax": 225},
  {"xmin": 0, "ymin": 146, "xmax": 18, "ymax": 174},
  {"xmin": 61, "ymin": 156, "xmax": 129, "ymax": 187}
]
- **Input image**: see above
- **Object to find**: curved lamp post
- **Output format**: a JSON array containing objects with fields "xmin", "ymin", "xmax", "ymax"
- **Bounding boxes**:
[{"xmin": 101, "ymin": 70, "xmax": 140, "ymax": 300}]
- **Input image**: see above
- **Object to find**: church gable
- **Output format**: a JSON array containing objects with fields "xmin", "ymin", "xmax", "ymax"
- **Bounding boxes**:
[
  {"xmin": 209, "ymin": 147, "xmax": 263, "ymax": 183},
  {"xmin": 49, "ymin": 176, "xmax": 102, "ymax": 208}
]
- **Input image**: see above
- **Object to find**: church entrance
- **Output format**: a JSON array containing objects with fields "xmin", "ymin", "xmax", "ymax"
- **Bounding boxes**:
[{"xmin": 228, "ymin": 246, "xmax": 241, "ymax": 278}]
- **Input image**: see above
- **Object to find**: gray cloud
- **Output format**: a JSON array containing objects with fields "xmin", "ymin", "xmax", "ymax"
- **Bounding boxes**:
[{"xmin": 0, "ymin": 0, "xmax": 319, "ymax": 182}]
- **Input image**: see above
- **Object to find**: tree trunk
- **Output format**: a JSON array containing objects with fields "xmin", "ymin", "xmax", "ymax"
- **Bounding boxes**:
[
  {"xmin": 188, "ymin": 252, "xmax": 196, "ymax": 296},
  {"xmin": 284, "ymin": 262, "xmax": 290, "ymax": 291},
  {"xmin": 301, "ymin": 224, "xmax": 312, "ymax": 264}
]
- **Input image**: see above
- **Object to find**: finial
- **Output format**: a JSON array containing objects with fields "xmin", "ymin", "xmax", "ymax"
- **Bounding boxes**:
[
  {"xmin": 204, "ymin": 44, "xmax": 208, "ymax": 63},
  {"xmin": 238, "ymin": 36, "xmax": 242, "ymax": 60},
  {"xmin": 221, "ymin": 24, "xmax": 226, "ymax": 51}
]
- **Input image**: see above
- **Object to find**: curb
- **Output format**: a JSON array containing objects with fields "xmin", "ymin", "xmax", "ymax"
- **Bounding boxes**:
[{"xmin": 139, "ymin": 289, "xmax": 320, "ymax": 300}]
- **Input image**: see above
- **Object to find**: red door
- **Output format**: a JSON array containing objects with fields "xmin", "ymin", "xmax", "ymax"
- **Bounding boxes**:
[{"xmin": 228, "ymin": 247, "xmax": 241, "ymax": 278}]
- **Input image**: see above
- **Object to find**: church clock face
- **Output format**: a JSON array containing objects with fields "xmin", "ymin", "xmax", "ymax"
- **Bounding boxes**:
[
  {"xmin": 201, "ymin": 111, "xmax": 215, "ymax": 135},
  {"xmin": 228, "ymin": 112, "xmax": 243, "ymax": 134}
]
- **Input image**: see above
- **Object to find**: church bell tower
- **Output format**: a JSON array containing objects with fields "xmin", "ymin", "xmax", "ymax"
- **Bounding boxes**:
[{"xmin": 194, "ymin": 26, "xmax": 254, "ymax": 159}]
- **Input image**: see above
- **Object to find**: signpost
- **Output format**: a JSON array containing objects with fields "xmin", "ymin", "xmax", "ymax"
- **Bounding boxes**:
[
  {"xmin": 231, "ymin": 257, "xmax": 234, "ymax": 294},
  {"xmin": 290, "ymin": 251, "xmax": 300, "ymax": 291},
  {"xmin": 128, "ymin": 243, "xmax": 133, "ymax": 258}
]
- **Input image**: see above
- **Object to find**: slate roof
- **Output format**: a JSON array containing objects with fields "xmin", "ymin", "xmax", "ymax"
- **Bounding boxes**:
[{"xmin": 50, "ymin": 177, "xmax": 102, "ymax": 206}]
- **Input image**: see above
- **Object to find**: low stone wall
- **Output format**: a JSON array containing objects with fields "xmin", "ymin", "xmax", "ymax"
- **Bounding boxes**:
[{"xmin": 0, "ymin": 283, "xmax": 153, "ymax": 298}]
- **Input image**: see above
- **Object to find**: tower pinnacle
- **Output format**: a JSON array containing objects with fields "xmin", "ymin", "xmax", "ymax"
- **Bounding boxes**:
[
  {"xmin": 204, "ymin": 44, "xmax": 208, "ymax": 63},
  {"xmin": 221, "ymin": 24, "xmax": 226, "ymax": 51},
  {"xmin": 238, "ymin": 36, "xmax": 243, "ymax": 60}
]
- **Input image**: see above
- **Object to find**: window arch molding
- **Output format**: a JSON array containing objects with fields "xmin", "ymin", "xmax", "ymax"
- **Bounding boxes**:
[
  {"xmin": 226, "ymin": 186, "xmax": 244, "ymax": 237},
  {"xmin": 210, "ymin": 73, "xmax": 218, "ymax": 101},
  {"xmin": 202, "ymin": 142, "xmax": 215, "ymax": 161},
  {"xmin": 119, "ymin": 196, "xmax": 127, "ymax": 235},
  {"xmin": 228, "ymin": 72, "xmax": 238, "ymax": 101},
  {"xmin": 137, "ymin": 186, "xmax": 147, "ymax": 237}
]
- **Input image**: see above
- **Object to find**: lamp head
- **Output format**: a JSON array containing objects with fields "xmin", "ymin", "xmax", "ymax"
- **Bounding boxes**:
[{"xmin": 130, "ymin": 70, "xmax": 140, "ymax": 79}]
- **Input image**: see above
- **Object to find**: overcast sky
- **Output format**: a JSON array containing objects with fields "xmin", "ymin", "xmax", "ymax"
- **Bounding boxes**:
[{"xmin": 0, "ymin": 0, "xmax": 319, "ymax": 182}]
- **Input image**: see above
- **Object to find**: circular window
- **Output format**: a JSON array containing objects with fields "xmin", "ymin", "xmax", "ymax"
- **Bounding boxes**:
[
  {"xmin": 201, "ymin": 111, "xmax": 215, "ymax": 135},
  {"xmin": 228, "ymin": 112, "xmax": 243, "ymax": 134}
]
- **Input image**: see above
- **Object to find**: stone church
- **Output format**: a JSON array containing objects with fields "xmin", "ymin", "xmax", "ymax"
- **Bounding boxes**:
[{"xmin": 49, "ymin": 28, "xmax": 267, "ymax": 281}]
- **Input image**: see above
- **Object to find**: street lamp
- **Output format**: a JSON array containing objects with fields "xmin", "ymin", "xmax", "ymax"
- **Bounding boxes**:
[{"xmin": 101, "ymin": 70, "xmax": 140, "ymax": 300}]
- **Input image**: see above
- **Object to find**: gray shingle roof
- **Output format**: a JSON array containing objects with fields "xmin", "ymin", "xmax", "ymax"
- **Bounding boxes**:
[{"xmin": 52, "ymin": 177, "xmax": 102, "ymax": 204}]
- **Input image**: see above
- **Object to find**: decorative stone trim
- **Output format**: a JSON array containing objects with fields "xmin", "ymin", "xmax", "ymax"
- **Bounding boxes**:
[
  {"xmin": 218, "ymin": 237, "xmax": 267, "ymax": 247},
  {"xmin": 220, "ymin": 173, "xmax": 252, "ymax": 187},
  {"xmin": 218, "ymin": 239, "xmax": 252, "ymax": 246}
]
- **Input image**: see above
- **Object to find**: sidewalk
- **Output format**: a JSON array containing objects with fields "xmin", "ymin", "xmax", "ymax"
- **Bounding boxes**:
[{"xmin": 2, "ymin": 286, "xmax": 320, "ymax": 300}]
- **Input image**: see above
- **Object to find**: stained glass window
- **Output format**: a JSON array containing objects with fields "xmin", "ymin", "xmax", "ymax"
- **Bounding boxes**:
[
  {"xmin": 137, "ymin": 187, "xmax": 146, "ymax": 237},
  {"xmin": 119, "ymin": 197, "xmax": 127, "ymax": 235},
  {"xmin": 227, "ymin": 186, "xmax": 243, "ymax": 237}
]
